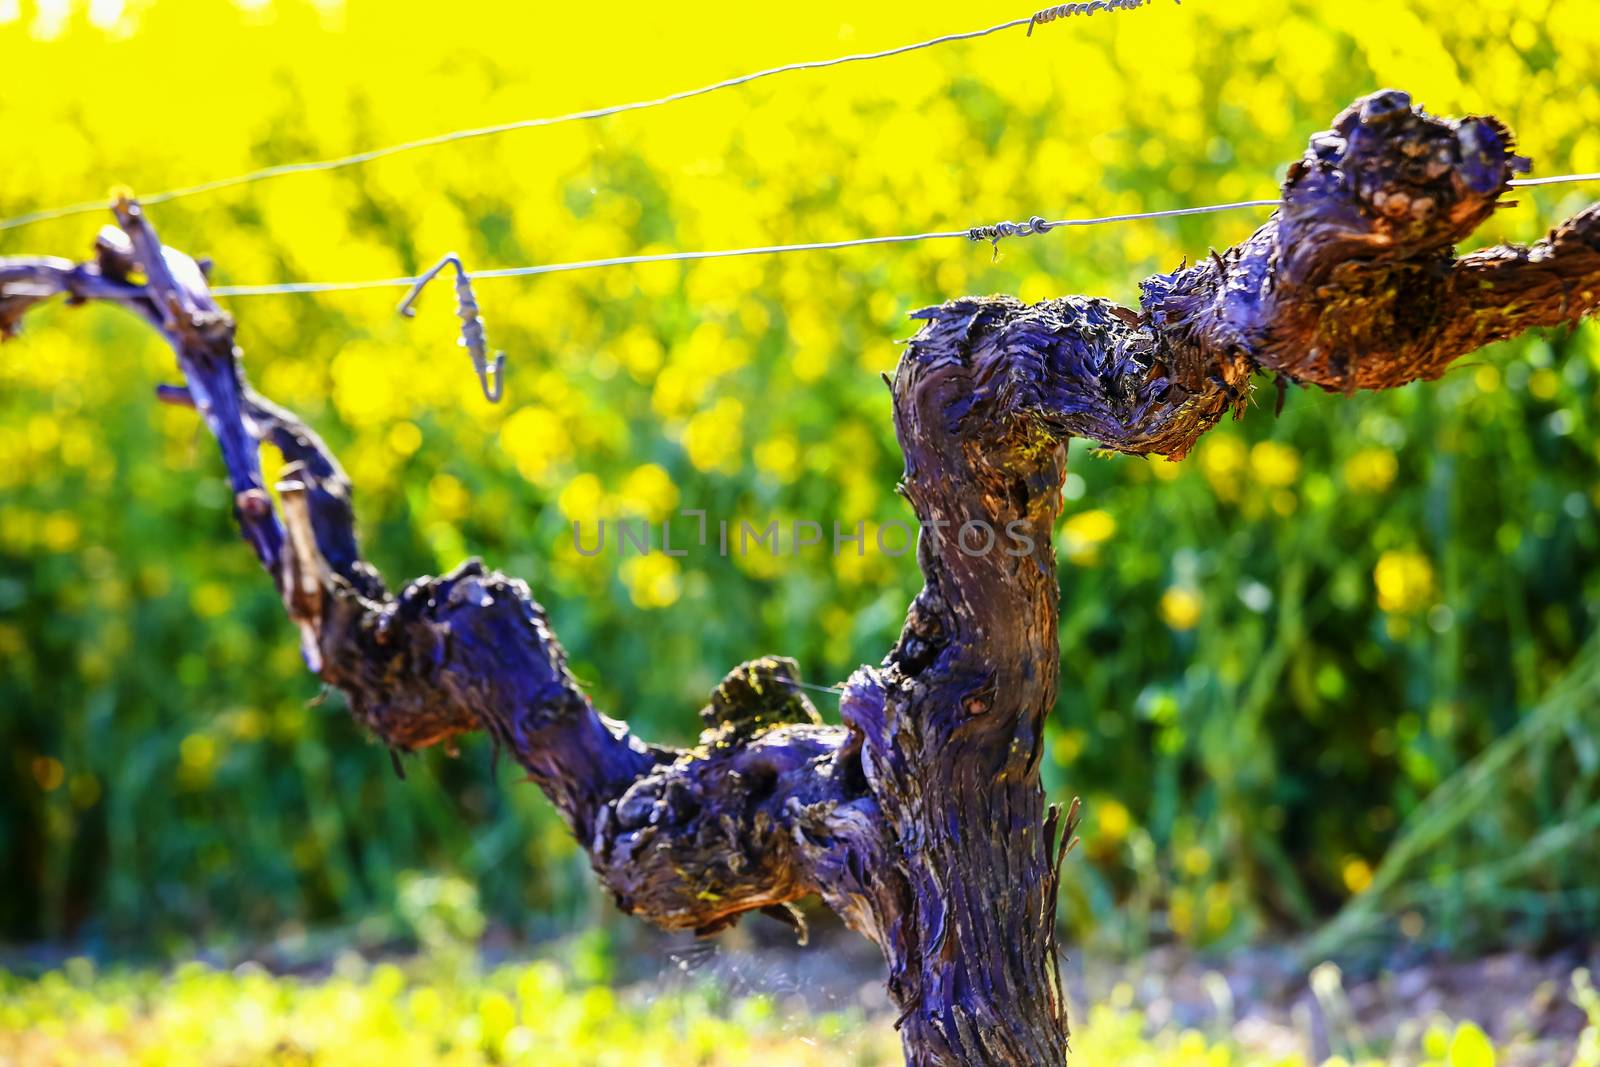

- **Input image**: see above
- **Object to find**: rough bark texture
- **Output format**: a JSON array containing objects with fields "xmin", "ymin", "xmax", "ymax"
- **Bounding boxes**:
[{"xmin": 3, "ymin": 92, "xmax": 1597, "ymax": 1065}]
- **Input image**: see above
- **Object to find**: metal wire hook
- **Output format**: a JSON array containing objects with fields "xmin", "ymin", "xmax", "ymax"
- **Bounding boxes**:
[{"xmin": 396, "ymin": 252, "xmax": 506, "ymax": 402}]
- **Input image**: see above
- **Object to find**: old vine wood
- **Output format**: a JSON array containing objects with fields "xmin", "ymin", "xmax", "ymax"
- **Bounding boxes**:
[{"xmin": 3, "ymin": 91, "xmax": 1598, "ymax": 1065}]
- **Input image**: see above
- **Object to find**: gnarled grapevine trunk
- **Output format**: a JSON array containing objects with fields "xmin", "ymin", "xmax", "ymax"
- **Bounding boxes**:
[{"xmin": 4, "ymin": 92, "xmax": 1597, "ymax": 1065}]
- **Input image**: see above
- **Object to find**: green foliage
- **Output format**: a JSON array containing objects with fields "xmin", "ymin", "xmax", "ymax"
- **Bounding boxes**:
[
  {"xmin": 1308, "ymin": 643, "xmax": 1600, "ymax": 958},
  {"xmin": 396, "ymin": 872, "xmax": 486, "ymax": 981},
  {"xmin": 1, "ymin": 0, "xmax": 1598, "ymax": 958}
]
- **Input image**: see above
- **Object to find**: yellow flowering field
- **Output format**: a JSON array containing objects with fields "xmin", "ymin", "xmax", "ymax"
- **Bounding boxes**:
[
  {"xmin": 1, "ymin": 0, "xmax": 1599, "ymax": 1001},
  {"xmin": 2, "ymin": 953, "xmax": 1581, "ymax": 1067}
]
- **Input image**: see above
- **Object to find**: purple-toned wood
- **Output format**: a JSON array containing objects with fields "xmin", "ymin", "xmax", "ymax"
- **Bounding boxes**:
[{"xmin": 3, "ymin": 95, "xmax": 1597, "ymax": 1065}]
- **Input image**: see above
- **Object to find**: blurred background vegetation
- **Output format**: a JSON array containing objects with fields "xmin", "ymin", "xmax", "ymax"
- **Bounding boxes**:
[{"xmin": 1, "ymin": 0, "xmax": 1598, "ymax": 973}]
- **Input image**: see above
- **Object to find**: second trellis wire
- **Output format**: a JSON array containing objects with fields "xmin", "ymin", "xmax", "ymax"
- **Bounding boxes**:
[
  {"xmin": 216, "ymin": 172, "xmax": 1597, "ymax": 404},
  {"xmin": 210, "ymin": 174, "xmax": 1600, "ymax": 298}
]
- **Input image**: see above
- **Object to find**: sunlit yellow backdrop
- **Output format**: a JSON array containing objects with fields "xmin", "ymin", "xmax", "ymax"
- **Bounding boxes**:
[{"xmin": 2, "ymin": 0, "xmax": 1598, "ymax": 959}]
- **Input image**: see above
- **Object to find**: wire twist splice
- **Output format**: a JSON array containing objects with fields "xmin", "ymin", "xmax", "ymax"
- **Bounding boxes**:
[
  {"xmin": 968, "ymin": 215, "xmax": 1055, "ymax": 256},
  {"xmin": 1030, "ymin": 0, "xmax": 1175, "ymax": 36}
]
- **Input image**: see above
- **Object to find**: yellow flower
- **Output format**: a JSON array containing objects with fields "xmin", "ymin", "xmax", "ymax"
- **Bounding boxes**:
[
  {"xmin": 1097, "ymin": 799, "xmax": 1132, "ymax": 844},
  {"xmin": 479, "ymin": 992, "xmax": 517, "ymax": 1054},
  {"xmin": 1181, "ymin": 846, "xmax": 1211, "ymax": 877},
  {"xmin": 558, "ymin": 473, "xmax": 606, "ymax": 522},
  {"xmin": 179, "ymin": 733, "xmax": 219, "ymax": 789},
  {"xmin": 1374, "ymin": 550, "xmax": 1435, "ymax": 614},
  {"xmin": 408, "ymin": 986, "xmax": 442, "ymax": 1027},
  {"xmin": 678, "ymin": 321, "xmax": 748, "ymax": 380},
  {"xmin": 180, "ymin": 733, "xmax": 217, "ymax": 772},
  {"xmin": 27, "ymin": 414, "xmax": 59, "ymax": 452},
  {"xmin": 1342, "ymin": 856, "xmax": 1374, "ymax": 894},
  {"xmin": 191, "ymin": 582, "xmax": 233, "ymax": 619},
  {"xmin": 616, "ymin": 325, "xmax": 664, "ymax": 382},
  {"xmin": 1529, "ymin": 367, "xmax": 1560, "ymax": 400},
  {"xmin": 1249, "ymin": 440, "xmax": 1301, "ymax": 487},
  {"xmin": 1448, "ymin": 1022, "xmax": 1497, "ymax": 1067},
  {"xmin": 1062, "ymin": 509, "xmax": 1116, "ymax": 566},
  {"xmin": 426, "ymin": 473, "xmax": 469, "ymax": 523},
  {"xmin": 1204, "ymin": 882, "xmax": 1234, "ymax": 936},
  {"xmin": 387, "ymin": 421, "xmax": 423, "ymax": 458},
  {"xmin": 788, "ymin": 309, "xmax": 835, "ymax": 382},
  {"xmin": 1160, "ymin": 587, "xmax": 1203, "ymax": 630},
  {"xmin": 1344, "ymin": 447, "xmax": 1398, "ymax": 494},
  {"xmin": 1169, "ymin": 888, "xmax": 1195, "ymax": 939},
  {"xmin": 1199, "ymin": 434, "xmax": 1247, "ymax": 500},
  {"xmin": 754, "ymin": 434, "xmax": 801, "ymax": 483},
  {"xmin": 619, "ymin": 554, "xmax": 681, "ymax": 610},
  {"xmin": 1052, "ymin": 729, "xmax": 1086, "ymax": 766},
  {"xmin": 499, "ymin": 405, "xmax": 569, "ymax": 486},
  {"xmin": 1149, "ymin": 457, "xmax": 1183, "ymax": 482},
  {"xmin": 40, "ymin": 512, "xmax": 80, "ymax": 552},
  {"xmin": 682, "ymin": 397, "xmax": 744, "ymax": 473},
  {"xmin": 618, "ymin": 463, "xmax": 678, "ymax": 521}
]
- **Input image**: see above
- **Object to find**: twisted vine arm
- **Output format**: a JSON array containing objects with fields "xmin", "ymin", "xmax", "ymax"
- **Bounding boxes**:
[
  {"xmin": 962, "ymin": 89, "xmax": 1599, "ymax": 461},
  {"xmin": 4, "ymin": 91, "xmax": 1596, "ymax": 1066},
  {"xmin": 2, "ymin": 202, "xmax": 888, "ymax": 943}
]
